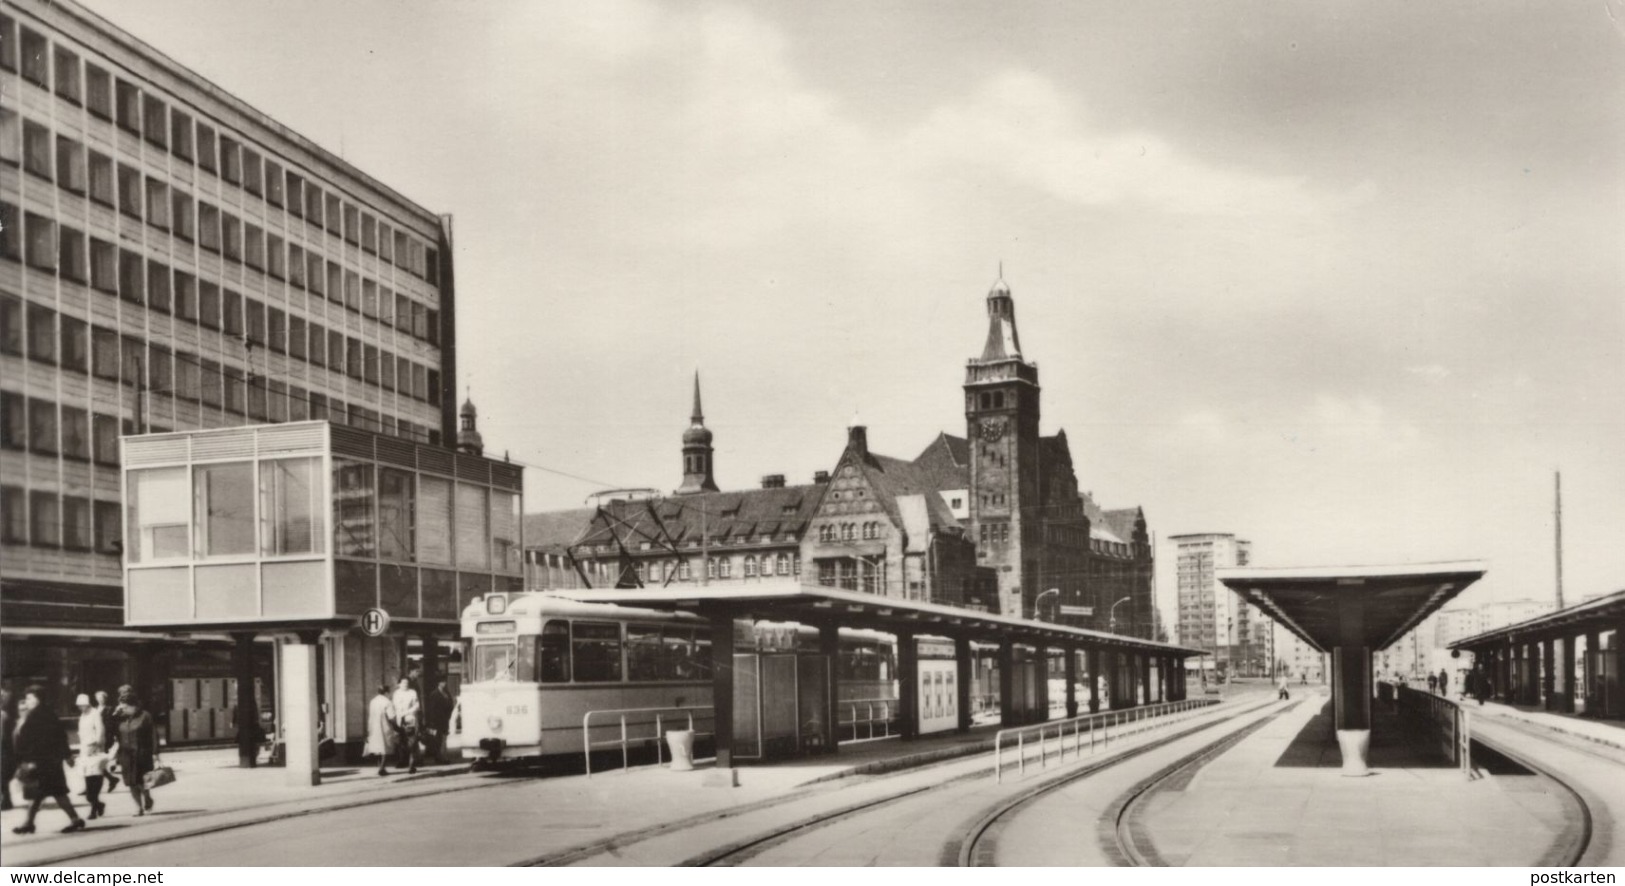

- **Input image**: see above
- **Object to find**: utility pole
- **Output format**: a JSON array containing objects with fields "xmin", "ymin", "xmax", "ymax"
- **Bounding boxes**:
[{"xmin": 1554, "ymin": 470, "xmax": 1564, "ymax": 610}]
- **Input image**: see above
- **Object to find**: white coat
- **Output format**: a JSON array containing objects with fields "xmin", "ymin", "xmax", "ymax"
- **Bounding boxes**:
[{"xmin": 364, "ymin": 693, "xmax": 397, "ymax": 758}]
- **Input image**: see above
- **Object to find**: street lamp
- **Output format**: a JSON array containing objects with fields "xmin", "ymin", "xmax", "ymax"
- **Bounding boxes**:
[
  {"xmin": 1108, "ymin": 596, "xmax": 1132, "ymax": 633},
  {"xmin": 1034, "ymin": 588, "xmax": 1060, "ymax": 622}
]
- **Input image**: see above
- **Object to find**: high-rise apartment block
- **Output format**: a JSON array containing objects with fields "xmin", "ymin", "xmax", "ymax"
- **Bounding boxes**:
[
  {"xmin": 1171, "ymin": 533, "xmax": 1272, "ymax": 677},
  {"xmin": 2, "ymin": 0, "xmax": 458, "ymax": 725}
]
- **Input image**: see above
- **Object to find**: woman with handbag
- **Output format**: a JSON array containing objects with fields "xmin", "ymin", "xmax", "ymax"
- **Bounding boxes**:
[
  {"xmin": 11, "ymin": 685, "xmax": 87, "ymax": 834},
  {"xmin": 115, "ymin": 686, "xmax": 158, "ymax": 816},
  {"xmin": 74, "ymin": 694, "xmax": 111, "ymax": 819}
]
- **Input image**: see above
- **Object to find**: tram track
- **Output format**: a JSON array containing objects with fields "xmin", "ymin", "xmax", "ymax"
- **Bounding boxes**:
[
  {"xmin": 657, "ymin": 696, "xmax": 1282, "ymax": 867},
  {"xmin": 951, "ymin": 697, "xmax": 1291, "ymax": 867},
  {"xmin": 1469, "ymin": 715, "xmax": 1608, "ymax": 866}
]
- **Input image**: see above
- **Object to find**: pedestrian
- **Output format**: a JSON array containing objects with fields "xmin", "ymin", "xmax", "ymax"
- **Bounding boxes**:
[
  {"xmin": 1276, "ymin": 674, "xmax": 1290, "ymax": 700},
  {"xmin": 94, "ymin": 691, "xmax": 121, "ymax": 793},
  {"xmin": 1, "ymin": 689, "xmax": 16, "ymax": 812},
  {"xmin": 11, "ymin": 685, "xmax": 87, "ymax": 834},
  {"xmin": 115, "ymin": 686, "xmax": 158, "ymax": 816},
  {"xmin": 1438, "ymin": 668, "xmax": 1449, "ymax": 697},
  {"xmin": 1427, "ymin": 673, "xmax": 1438, "ymax": 693},
  {"xmin": 364, "ymin": 684, "xmax": 396, "ymax": 776},
  {"xmin": 425, "ymin": 680, "xmax": 454, "ymax": 764},
  {"xmin": 74, "ymin": 694, "xmax": 110, "ymax": 820},
  {"xmin": 392, "ymin": 677, "xmax": 422, "ymax": 774}
]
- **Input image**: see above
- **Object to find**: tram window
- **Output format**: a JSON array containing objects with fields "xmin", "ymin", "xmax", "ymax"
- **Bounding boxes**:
[
  {"xmin": 539, "ymin": 620, "xmax": 570, "ymax": 683},
  {"xmin": 572, "ymin": 621, "xmax": 622, "ymax": 682},
  {"xmin": 626, "ymin": 625, "xmax": 664, "ymax": 682},
  {"xmin": 666, "ymin": 629, "xmax": 709, "ymax": 680},
  {"xmin": 474, "ymin": 642, "xmax": 517, "ymax": 682}
]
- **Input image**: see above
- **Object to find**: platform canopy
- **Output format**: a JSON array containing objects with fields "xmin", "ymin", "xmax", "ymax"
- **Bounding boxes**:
[
  {"xmin": 1216, "ymin": 561, "xmax": 1488, "ymax": 653},
  {"xmin": 557, "ymin": 581, "xmax": 1203, "ymax": 657},
  {"xmin": 1450, "ymin": 587, "xmax": 1625, "ymax": 651}
]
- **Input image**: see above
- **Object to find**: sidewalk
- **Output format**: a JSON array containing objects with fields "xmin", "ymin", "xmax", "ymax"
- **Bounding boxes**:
[
  {"xmin": 2, "ymin": 700, "xmax": 1227, "ymax": 867},
  {"xmin": 1132, "ymin": 695, "xmax": 1577, "ymax": 866},
  {"xmin": 0, "ymin": 747, "xmax": 477, "ymax": 866}
]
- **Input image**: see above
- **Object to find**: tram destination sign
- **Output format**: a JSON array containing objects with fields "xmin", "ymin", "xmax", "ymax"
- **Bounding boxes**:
[{"xmin": 1058, "ymin": 605, "xmax": 1094, "ymax": 617}]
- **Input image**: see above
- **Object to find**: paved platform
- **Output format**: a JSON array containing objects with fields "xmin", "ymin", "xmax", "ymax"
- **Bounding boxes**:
[
  {"xmin": 1133, "ymin": 690, "xmax": 1576, "ymax": 866},
  {"xmin": 1, "ymin": 706, "xmax": 1151, "ymax": 866},
  {"xmin": 1464, "ymin": 698, "xmax": 1625, "ymax": 752}
]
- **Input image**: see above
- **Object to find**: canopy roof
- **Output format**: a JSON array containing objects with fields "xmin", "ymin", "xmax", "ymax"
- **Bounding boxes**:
[
  {"xmin": 557, "ymin": 581, "xmax": 1202, "ymax": 657},
  {"xmin": 1216, "ymin": 561, "xmax": 1487, "ymax": 653},
  {"xmin": 1450, "ymin": 587, "xmax": 1625, "ymax": 650}
]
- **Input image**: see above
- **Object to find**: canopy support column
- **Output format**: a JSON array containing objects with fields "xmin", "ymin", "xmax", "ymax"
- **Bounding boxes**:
[
  {"xmin": 897, "ymin": 631, "xmax": 918, "ymax": 740},
  {"xmin": 1332, "ymin": 594, "xmax": 1372, "ymax": 777},
  {"xmin": 1087, "ymin": 648, "xmax": 1101, "ymax": 713},
  {"xmin": 709, "ymin": 611, "xmax": 736, "ymax": 769},
  {"xmin": 955, "ymin": 637, "xmax": 973, "ymax": 733},
  {"xmin": 1064, "ymin": 646, "xmax": 1078, "ymax": 719}
]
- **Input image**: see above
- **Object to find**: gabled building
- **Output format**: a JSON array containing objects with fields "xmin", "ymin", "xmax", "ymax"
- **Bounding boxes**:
[{"xmin": 524, "ymin": 275, "xmax": 1156, "ymax": 637}]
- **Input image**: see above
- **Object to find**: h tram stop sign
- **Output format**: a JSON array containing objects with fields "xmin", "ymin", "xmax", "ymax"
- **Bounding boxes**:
[
  {"xmin": 361, "ymin": 608, "xmax": 391, "ymax": 637},
  {"xmin": 1059, "ymin": 605, "xmax": 1094, "ymax": 617}
]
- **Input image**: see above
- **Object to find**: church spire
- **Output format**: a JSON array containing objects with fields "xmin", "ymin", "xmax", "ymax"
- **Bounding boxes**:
[
  {"xmin": 691, "ymin": 370, "xmax": 704, "ymax": 424},
  {"xmin": 456, "ymin": 388, "xmax": 484, "ymax": 457},
  {"xmin": 676, "ymin": 372, "xmax": 719, "ymax": 495}
]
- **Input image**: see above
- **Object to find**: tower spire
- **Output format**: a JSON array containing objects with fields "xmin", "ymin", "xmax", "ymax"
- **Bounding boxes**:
[
  {"xmin": 676, "ymin": 372, "xmax": 719, "ymax": 495},
  {"xmin": 691, "ymin": 371, "xmax": 704, "ymax": 424}
]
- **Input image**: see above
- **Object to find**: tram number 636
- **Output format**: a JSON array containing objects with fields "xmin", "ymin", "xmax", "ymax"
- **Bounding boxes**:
[{"xmin": 506, "ymin": 705, "xmax": 528, "ymax": 715}]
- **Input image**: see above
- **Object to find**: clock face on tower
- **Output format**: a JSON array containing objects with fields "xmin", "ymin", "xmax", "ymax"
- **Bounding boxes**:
[{"xmin": 979, "ymin": 418, "xmax": 1006, "ymax": 442}]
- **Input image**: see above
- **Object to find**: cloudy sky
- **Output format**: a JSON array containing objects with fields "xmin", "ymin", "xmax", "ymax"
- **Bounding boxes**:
[{"xmin": 94, "ymin": 1, "xmax": 1624, "ymax": 615}]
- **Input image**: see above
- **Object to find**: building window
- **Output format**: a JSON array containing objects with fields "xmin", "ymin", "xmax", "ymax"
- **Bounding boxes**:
[
  {"xmin": 94, "ymin": 500, "xmax": 121, "ymax": 555},
  {"xmin": 127, "ymin": 466, "xmax": 189, "ymax": 561},
  {"xmin": 25, "ymin": 212, "xmax": 56, "ymax": 271},
  {"xmin": 0, "ymin": 295, "xmax": 20, "ymax": 356},
  {"xmin": 88, "ymin": 151, "xmax": 113, "ymax": 205},
  {"xmin": 63, "ymin": 496, "xmax": 92, "ymax": 551},
  {"xmin": 145, "ymin": 177, "xmax": 169, "ymax": 229},
  {"xmin": 52, "ymin": 45, "xmax": 80, "ymax": 102},
  {"xmin": 55, "ymin": 135, "xmax": 85, "ymax": 192},
  {"xmin": 91, "ymin": 327, "xmax": 119, "ymax": 381},
  {"xmin": 267, "ymin": 233, "xmax": 285, "ymax": 279},
  {"xmin": 85, "ymin": 63, "xmax": 110, "ymax": 117},
  {"xmin": 744, "ymin": 555, "xmax": 757, "ymax": 578},
  {"xmin": 117, "ymin": 163, "xmax": 141, "ymax": 218},
  {"xmin": 147, "ymin": 260, "xmax": 172, "ymax": 314},
  {"xmin": 219, "ymin": 135, "xmax": 241, "ymax": 184},
  {"xmin": 304, "ymin": 182, "xmax": 323, "ymax": 225},
  {"xmin": 170, "ymin": 109, "xmax": 193, "ymax": 161},
  {"xmin": 222, "ymin": 213, "xmax": 242, "ymax": 261},
  {"xmin": 30, "ymin": 491, "xmax": 60, "ymax": 548},
  {"xmin": 325, "ymin": 192, "xmax": 342, "ymax": 232},
  {"xmin": 22, "ymin": 119, "xmax": 51, "ymax": 180},
  {"xmin": 244, "ymin": 223, "xmax": 264, "ymax": 270},
  {"xmin": 142, "ymin": 94, "xmax": 167, "ymax": 148},
  {"xmin": 196, "ymin": 122, "xmax": 217, "ymax": 173},
  {"xmin": 0, "ymin": 392, "xmax": 24, "ymax": 450},
  {"xmin": 241, "ymin": 146, "xmax": 262, "ymax": 196},
  {"xmin": 22, "ymin": 305, "xmax": 56, "ymax": 368},
  {"xmin": 118, "ymin": 249, "xmax": 144, "ymax": 304},
  {"xmin": 776, "ymin": 553, "xmax": 790, "ymax": 576},
  {"xmin": 259, "ymin": 457, "xmax": 324, "ymax": 556},
  {"xmin": 1, "ymin": 486, "xmax": 25, "ymax": 545},
  {"xmin": 196, "ymin": 461, "xmax": 263, "ymax": 552},
  {"xmin": 115, "ymin": 79, "xmax": 140, "ymax": 132},
  {"xmin": 817, "ymin": 560, "xmax": 836, "ymax": 587},
  {"xmin": 19, "ymin": 26, "xmax": 48, "ymax": 89},
  {"xmin": 198, "ymin": 281, "xmax": 221, "ymax": 330},
  {"xmin": 455, "ymin": 483, "xmax": 490, "ymax": 569},
  {"xmin": 174, "ymin": 271, "xmax": 197, "ymax": 321}
]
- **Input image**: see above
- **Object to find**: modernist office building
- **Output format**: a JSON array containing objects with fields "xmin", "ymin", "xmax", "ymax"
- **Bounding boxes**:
[{"xmin": 1, "ymin": 0, "xmax": 458, "ymax": 732}]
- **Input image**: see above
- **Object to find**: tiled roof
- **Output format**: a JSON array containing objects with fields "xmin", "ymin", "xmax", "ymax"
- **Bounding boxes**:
[
  {"xmin": 522, "ymin": 508, "xmax": 597, "ymax": 553},
  {"xmin": 1102, "ymin": 507, "xmax": 1145, "ymax": 543},
  {"xmin": 863, "ymin": 453, "xmax": 963, "ymax": 533},
  {"xmin": 544, "ymin": 484, "xmax": 826, "ymax": 554},
  {"xmin": 912, "ymin": 433, "xmax": 971, "ymax": 489}
]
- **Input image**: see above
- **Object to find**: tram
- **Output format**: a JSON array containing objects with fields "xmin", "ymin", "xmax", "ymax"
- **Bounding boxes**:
[{"xmin": 456, "ymin": 591, "xmax": 899, "ymax": 763}]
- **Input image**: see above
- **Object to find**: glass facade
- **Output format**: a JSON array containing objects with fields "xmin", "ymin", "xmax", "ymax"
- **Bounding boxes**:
[{"xmin": 123, "ymin": 422, "xmax": 521, "ymax": 627}]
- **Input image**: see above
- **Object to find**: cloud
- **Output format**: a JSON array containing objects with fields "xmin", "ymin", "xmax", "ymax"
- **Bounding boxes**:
[{"xmin": 1169, "ymin": 395, "xmax": 1421, "ymax": 459}]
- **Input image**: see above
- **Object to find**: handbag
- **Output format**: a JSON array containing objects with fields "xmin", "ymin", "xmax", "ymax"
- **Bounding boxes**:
[
  {"xmin": 143, "ymin": 764, "xmax": 177, "ymax": 790},
  {"xmin": 15, "ymin": 762, "xmax": 40, "ymax": 800}
]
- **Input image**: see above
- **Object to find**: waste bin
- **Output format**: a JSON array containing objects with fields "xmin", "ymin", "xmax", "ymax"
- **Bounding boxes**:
[{"xmin": 666, "ymin": 729, "xmax": 695, "ymax": 771}]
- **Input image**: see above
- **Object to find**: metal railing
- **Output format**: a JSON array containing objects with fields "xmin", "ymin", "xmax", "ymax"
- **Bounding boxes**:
[
  {"xmin": 582, "ymin": 705, "xmax": 713, "ymax": 778},
  {"xmin": 992, "ymin": 697, "xmax": 1217, "ymax": 782},
  {"xmin": 1394, "ymin": 684, "xmax": 1473, "ymax": 778},
  {"xmin": 839, "ymin": 697, "xmax": 897, "ymax": 742}
]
